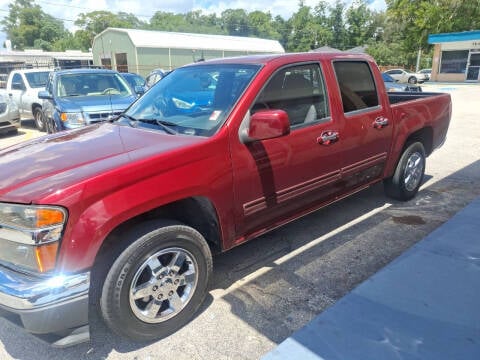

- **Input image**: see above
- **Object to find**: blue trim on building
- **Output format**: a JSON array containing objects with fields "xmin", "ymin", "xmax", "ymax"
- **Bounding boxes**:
[{"xmin": 429, "ymin": 30, "xmax": 480, "ymax": 44}]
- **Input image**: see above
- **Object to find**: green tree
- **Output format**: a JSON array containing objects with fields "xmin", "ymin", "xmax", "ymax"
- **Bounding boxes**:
[
  {"xmin": 221, "ymin": 9, "xmax": 250, "ymax": 36},
  {"xmin": 345, "ymin": 0, "xmax": 377, "ymax": 47},
  {"xmin": 74, "ymin": 10, "xmax": 145, "ymax": 50},
  {"xmin": 328, "ymin": 0, "xmax": 347, "ymax": 49},
  {"xmin": 247, "ymin": 11, "xmax": 280, "ymax": 39},
  {"xmin": 1, "ymin": 0, "xmax": 67, "ymax": 50}
]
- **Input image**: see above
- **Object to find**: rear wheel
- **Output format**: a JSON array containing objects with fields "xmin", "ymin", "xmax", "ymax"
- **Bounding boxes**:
[
  {"xmin": 33, "ymin": 107, "xmax": 46, "ymax": 131},
  {"xmin": 384, "ymin": 142, "xmax": 425, "ymax": 201},
  {"xmin": 99, "ymin": 220, "xmax": 212, "ymax": 341}
]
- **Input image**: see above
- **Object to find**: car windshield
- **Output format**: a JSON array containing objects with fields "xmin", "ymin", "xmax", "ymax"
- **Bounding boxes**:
[
  {"xmin": 56, "ymin": 73, "xmax": 133, "ymax": 97},
  {"xmin": 25, "ymin": 71, "xmax": 49, "ymax": 88},
  {"xmin": 123, "ymin": 73, "xmax": 145, "ymax": 88},
  {"xmin": 382, "ymin": 73, "xmax": 395, "ymax": 82},
  {"xmin": 123, "ymin": 64, "xmax": 260, "ymax": 137}
]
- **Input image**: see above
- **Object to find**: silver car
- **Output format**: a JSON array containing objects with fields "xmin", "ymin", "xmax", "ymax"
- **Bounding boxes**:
[{"xmin": 0, "ymin": 92, "xmax": 21, "ymax": 135}]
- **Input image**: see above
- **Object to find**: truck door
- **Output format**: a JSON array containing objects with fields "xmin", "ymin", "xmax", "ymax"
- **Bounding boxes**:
[
  {"xmin": 10, "ymin": 73, "xmax": 26, "ymax": 116},
  {"xmin": 332, "ymin": 60, "xmax": 393, "ymax": 192},
  {"xmin": 230, "ymin": 63, "xmax": 343, "ymax": 237}
]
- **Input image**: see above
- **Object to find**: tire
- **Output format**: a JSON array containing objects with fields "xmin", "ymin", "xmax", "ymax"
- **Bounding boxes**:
[
  {"xmin": 33, "ymin": 107, "xmax": 46, "ymax": 131},
  {"xmin": 46, "ymin": 117, "xmax": 59, "ymax": 134},
  {"xmin": 99, "ymin": 220, "xmax": 212, "ymax": 342},
  {"xmin": 408, "ymin": 76, "xmax": 417, "ymax": 84},
  {"xmin": 384, "ymin": 142, "xmax": 425, "ymax": 201}
]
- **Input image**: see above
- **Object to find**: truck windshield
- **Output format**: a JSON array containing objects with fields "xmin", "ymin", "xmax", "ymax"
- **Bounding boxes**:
[
  {"xmin": 56, "ymin": 73, "xmax": 133, "ymax": 98},
  {"xmin": 25, "ymin": 71, "xmax": 50, "ymax": 88},
  {"xmin": 124, "ymin": 64, "xmax": 260, "ymax": 137}
]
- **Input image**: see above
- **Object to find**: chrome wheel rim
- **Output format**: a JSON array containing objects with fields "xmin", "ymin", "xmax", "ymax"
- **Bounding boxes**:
[
  {"xmin": 129, "ymin": 247, "xmax": 198, "ymax": 323},
  {"xmin": 404, "ymin": 152, "xmax": 424, "ymax": 192},
  {"xmin": 34, "ymin": 111, "xmax": 43, "ymax": 128}
]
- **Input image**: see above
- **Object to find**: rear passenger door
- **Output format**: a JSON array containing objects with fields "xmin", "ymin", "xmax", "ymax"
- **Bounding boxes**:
[
  {"xmin": 231, "ymin": 63, "xmax": 343, "ymax": 237},
  {"xmin": 333, "ymin": 61, "xmax": 393, "ymax": 192}
]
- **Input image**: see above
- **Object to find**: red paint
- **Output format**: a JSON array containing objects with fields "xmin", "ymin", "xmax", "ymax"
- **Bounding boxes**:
[{"xmin": 0, "ymin": 52, "xmax": 451, "ymax": 273}]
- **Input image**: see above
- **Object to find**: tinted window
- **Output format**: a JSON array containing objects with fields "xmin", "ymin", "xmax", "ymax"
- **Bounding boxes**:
[
  {"xmin": 253, "ymin": 63, "xmax": 329, "ymax": 126},
  {"xmin": 25, "ymin": 71, "xmax": 49, "ymax": 88},
  {"xmin": 440, "ymin": 50, "xmax": 468, "ymax": 74},
  {"xmin": 333, "ymin": 61, "xmax": 379, "ymax": 113}
]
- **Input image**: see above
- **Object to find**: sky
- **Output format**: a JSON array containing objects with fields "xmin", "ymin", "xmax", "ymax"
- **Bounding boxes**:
[{"xmin": 0, "ymin": 0, "xmax": 387, "ymax": 50}]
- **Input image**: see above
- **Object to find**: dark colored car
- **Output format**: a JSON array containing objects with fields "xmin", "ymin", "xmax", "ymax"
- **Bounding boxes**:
[
  {"xmin": 39, "ymin": 69, "xmax": 139, "ymax": 133},
  {"xmin": 120, "ymin": 72, "xmax": 146, "ymax": 93},
  {"xmin": 382, "ymin": 73, "xmax": 422, "ymax": 92}
]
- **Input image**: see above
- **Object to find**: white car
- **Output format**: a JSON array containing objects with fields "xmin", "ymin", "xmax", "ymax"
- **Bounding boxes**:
[
  {"xmin": 384, "ymin": 68, "xmax": 428, "ymax": 84},
  {"xmin": 0, "ymin": 91, "xmax": 21, "ymax": 135}
]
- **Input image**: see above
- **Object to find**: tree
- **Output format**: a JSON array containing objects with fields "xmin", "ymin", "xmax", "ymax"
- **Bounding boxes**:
[
  {"xmin": 1, "ymin": 0, "xmax": 67, "ymax": 50},
  {"xmin": 328, "ymin": 0, "xmax": 347, "ymax": 49},
  {"xmin": 74, "ymin": 11, "xmax": 145, "ymax": 50},
  {"xmin": 345, "ymin": 0, "xmax": 377, "ymax": 48},
  {"xmin": 221, "ymin": 9, "xmax": 250, "ymax": 36}
]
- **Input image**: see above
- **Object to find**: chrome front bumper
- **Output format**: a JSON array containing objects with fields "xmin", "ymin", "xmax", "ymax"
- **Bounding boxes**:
[{"xmin": 0, "ymin": 266, "xmax": 90, "ymax": 335}]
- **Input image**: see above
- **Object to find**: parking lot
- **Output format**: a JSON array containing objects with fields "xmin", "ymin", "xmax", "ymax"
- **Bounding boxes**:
[{"xmin": 0, "ymin": 83, "xmax": 479, "ymax": 360}]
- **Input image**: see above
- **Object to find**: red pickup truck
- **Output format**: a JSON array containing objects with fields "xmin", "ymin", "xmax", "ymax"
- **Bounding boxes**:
[{"xmin": 0, "ymin": 52, "xmax": 451, "ymax": 346}]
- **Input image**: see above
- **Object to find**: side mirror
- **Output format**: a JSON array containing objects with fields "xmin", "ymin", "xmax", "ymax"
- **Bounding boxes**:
[
  {"xmin": 38, "ymin": 90, "xmax": 53, "ymax": 100},
  {"xmin": 242, "ymin": 109, "xmax": 290, "ymax": 143}
]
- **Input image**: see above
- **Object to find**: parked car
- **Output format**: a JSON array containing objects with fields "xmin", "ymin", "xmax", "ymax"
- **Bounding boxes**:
[
  {"xmin": 39, "ymin": 68, "xmax": 139, "ymax": 133},
  {"xmin": 0, "ymin": 52, "xmax": 451, "ymax": 346},
  {"xmin": 5, "ymin": 69, "xmax": 50, "ymax": 131},
  {"xmin": 382, "ymin": 73, "xmax": 422, "ymax": 92},
  {"xmin": 384, "ymin": 68, "xmax": 428, "ymax": 84},
  {"xmin": 0, "ymin": 91, "xmax": 20, "ymax": 135},
  {"xmin": 145, "ymin": 68, "xmax": 169, "ymax": 88},
  {"xmin": 419, "ymin": 68, "xmax": 432, "ymax": 81},
  {"xmin": 120, "ymin": 72, "xmax": 146, "ymax": 94}
]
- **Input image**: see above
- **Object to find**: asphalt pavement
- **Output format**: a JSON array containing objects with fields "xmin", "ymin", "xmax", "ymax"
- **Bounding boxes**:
[{"xmin": 0, "ymin": 83, "xmax": 479, "ymax": 359}]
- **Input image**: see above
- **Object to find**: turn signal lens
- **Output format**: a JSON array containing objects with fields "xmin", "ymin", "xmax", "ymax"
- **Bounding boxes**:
[
  {"xmin": 35, "ymin": 242, "xmax": 59, "ymax": 273},
  {"xmin": 36, "ymin": 208, "xmax": 65, "ymax": 228}
]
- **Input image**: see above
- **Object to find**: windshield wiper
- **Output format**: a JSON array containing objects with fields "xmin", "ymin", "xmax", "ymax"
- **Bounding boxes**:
[
  {"xmin": 137, "ymin": 118, "xmax": 178, "ymax": 135},
  {"xmin": 114, "ymin": 113, "xmax": 137, "ymax": 126}
]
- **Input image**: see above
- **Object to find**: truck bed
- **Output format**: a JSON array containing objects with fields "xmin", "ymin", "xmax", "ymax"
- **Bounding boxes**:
[{"xmin": 387, "ymin": 92, "xmax": 444, "ymax": 104}]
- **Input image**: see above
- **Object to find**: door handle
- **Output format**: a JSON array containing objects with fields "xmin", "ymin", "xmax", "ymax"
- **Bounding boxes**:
[
  {"xmin": 373, "ymin": 117, "xmax": 389, "ymax": 129},
  {"xmin": 317, "ymin": 131, "xmax": 339, "ymax": 145}
]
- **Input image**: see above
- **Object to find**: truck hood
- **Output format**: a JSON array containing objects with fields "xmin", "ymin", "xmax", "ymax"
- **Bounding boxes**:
[
  {"xmin": 57, "ymin": 95, "xmax": 136, "ymax": 113},
  {"xmin": 0, "ymin": 123, "xmax": 206, "ymax": 202}
]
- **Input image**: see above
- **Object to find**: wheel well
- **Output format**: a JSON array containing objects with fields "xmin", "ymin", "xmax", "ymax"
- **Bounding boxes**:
[
  {"xmin": 96, "ymin": 196, "xmax": 222, "ymax": 261},
  {"xmin": 31, "ymin": 103, "xmax": 42, "ymax": 113},
  {"xmin": 405, "ymin": 127, "xmax": 433, "ymax": 156}
]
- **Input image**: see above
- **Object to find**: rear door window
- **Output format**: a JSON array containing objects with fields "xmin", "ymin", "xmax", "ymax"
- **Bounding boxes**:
[{"xmin": 333, "ymin": 61, "xmax": 379, "ymax": 113}]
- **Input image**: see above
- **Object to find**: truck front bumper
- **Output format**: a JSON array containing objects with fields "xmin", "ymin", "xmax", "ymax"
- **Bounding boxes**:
[{"xmin": 0, "ymin": 265, "xmax": 90, "ymax": 341}]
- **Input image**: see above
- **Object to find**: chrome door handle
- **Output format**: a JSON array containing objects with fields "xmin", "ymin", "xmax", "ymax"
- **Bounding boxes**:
[
  {"xmin": 317, "ymin": 131, "xmax": 339, "ymax": 145},
  {"xmin": 373, "ymin": 117, "xmax": 389, "ymax": 129}
]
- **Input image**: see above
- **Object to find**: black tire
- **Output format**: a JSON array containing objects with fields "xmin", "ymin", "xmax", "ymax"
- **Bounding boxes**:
[
  {"xmin": 384, "ymin": 142, "xmax": 425, "ymax": 201},
  {"xmin": 33, "ymin": 107, "xmax": 46, "ymax": 131},
  {"xmin": 46, "ymin": 117, "xmax": 59, "ymax": 134},
  {"xmin": 408, "ymin": 76, "xmax": 417, "ymax": 84},
  {"xmin": 99, "ymin": 220, "xmax": 212, "ymax": 342}
]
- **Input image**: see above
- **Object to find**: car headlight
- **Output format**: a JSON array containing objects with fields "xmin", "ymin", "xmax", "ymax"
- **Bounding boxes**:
[
  {"xmin": 172, "ymin": 97, "xmax": 194, "ymax": 109},
  {"xmin": 60, "ymin": 112, "xmax": 85, "ymax": 125},
  {"xmin": 0, "ymin": 203, "xmax": 67, "ymax": 273}
]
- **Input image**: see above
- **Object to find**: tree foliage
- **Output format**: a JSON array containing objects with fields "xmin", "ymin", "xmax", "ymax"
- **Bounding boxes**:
[
  {"xmin": 1, "ymin": 0, "xmax": 67, "ymax": 50},
  {"xmin": 2, "ymin": 0, "xmax": 480, "ymax": 67}
]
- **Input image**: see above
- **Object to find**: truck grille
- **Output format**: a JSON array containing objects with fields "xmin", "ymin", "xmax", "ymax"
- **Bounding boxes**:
[{"xmin": 85, "ymin": 111, "xmax": 122, "ymax": 123}]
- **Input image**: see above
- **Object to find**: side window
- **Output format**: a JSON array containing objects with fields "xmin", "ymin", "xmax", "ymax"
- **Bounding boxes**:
[
  {"xmin": 12, "ymin": 73, "xmax": 25, "ymax": 90},
  {"xmin": 252, "ymin": 63, "xmax": 329, "ymax": 126},
  {"xmin": 333, "ymin": 61, "xmax": 379, "ymax": 113}
]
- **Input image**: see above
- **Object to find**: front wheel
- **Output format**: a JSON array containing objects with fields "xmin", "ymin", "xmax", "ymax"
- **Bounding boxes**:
[
  {"xmin": 33, "ymin": 107, "xmax": 46, "ymax": 131},
  {"xmin": 384, "ymin": 142, "xmax": 425, "ymax": 201},
  {"xmin": 408, "ymin": 76, "xmax": 417, "ymax": 84},
  {"xmin": 99, "ymin": 220, "xmax": 212, "ymax": 341}
]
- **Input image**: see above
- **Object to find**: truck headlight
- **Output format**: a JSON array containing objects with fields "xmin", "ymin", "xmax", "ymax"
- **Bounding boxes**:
[
  {"xmin": 60, "ymin": 112, "xmax": 85, "ymax": 125},
  {"xmin": 0, "ymin": 203, "xmax": 67, "ymax": 273}
]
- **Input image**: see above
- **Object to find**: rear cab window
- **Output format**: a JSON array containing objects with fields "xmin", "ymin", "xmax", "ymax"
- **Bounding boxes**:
[{"xmin": 333, "ymin": 61, "xmax": 379, "ymax": 114}]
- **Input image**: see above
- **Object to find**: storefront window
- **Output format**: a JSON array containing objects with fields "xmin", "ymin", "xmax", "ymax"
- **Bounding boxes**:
[{"xmin": 440, "ymin": 50, "xmax": 469, "ymax": 73}]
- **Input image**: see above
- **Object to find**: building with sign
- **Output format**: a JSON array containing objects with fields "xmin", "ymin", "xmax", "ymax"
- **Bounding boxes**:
[
  {"xmin": 428, "ymin": 30, "xmax": 480, "ymax": 82},
  {"xmin": 92, "ymin": 28, "xmax": 285, "ymax": 76}
]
